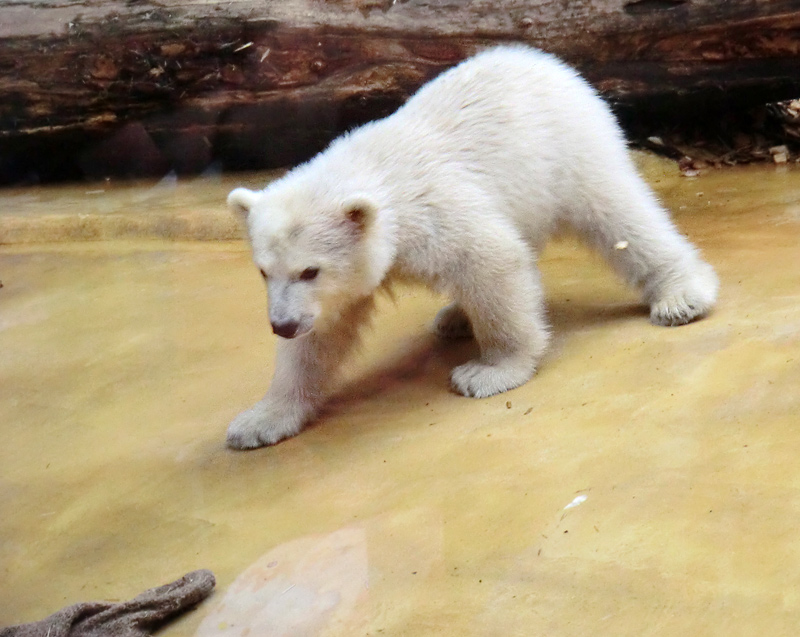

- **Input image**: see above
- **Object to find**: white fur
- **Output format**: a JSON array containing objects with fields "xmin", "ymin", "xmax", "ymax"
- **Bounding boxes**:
[{"xmin": 226, "ymin": 45, "xmax": 718, "ymax": 449}]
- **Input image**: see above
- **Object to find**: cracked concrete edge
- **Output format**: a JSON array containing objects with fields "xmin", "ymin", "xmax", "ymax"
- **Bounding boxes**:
[{"xmin": 0, "ymin": 210, "xmax": 248, "ymax": 244}]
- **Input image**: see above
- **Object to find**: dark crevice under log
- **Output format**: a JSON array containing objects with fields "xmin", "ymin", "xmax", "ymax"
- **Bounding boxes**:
[{"xmin": 1, "ymin": 0, "xmax": 800, "ymax": 183}]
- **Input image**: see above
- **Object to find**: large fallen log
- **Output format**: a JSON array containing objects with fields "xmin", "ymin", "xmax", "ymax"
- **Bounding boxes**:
[{"xmin": 2, "ymin": 0, "xmax": 800, "ymax": 183}]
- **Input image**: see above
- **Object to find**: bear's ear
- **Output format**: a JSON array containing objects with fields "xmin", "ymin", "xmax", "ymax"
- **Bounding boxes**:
[
  {"xmin": 227, "ymin": 188, "xmax": 259, "ymax": 217},
  {"xmin": 342, "ymin": 194, "xmax": 378, "ymax": 234}
]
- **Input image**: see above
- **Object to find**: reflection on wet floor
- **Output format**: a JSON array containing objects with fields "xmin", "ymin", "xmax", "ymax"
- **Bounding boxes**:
[{"xmin": 1, "ymin": 155, "xmax": 800, "ymax": 635}]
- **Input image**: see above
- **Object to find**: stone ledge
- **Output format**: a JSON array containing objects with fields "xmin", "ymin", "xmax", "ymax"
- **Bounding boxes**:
[{"xmin": 0, "ymin": 172, "xmax": 279, "ymax": 244}]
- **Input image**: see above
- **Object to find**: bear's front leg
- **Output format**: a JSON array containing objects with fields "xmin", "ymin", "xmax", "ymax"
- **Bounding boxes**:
[
  {"xmin": 226, "ymin": 336, "xmax": 321, "ymax": 449},
  {"xmin": 227, "ymin": 297, "xmax": 373, "ymax": 449},
  {"xmin": 226, "ymin": 396, "xmax": 312, "ymax": 449},
  {"xmin": 449, "ymin": 250, "xmax": 551, "ymax": 399}
]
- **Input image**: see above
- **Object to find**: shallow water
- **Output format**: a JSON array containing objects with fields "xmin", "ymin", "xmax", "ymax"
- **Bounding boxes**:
[{"xmin": 1, "ymin": 155, "xmax": 799, "ymax": 635}]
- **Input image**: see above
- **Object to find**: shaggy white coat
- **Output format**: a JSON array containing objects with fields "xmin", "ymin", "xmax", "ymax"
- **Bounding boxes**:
[{"xmin": 226, "ymin": 45, "xmax": 718, "ymax": 449}]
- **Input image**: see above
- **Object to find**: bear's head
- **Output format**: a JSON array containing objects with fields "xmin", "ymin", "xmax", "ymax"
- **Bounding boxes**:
[{"xmin": 228, "ymin": 184, "xmax": 389, "ymax": 339}]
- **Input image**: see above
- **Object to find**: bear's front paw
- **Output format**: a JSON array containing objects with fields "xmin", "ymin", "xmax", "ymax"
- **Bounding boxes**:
[
  {"xmin": 226, "ymin": 399, "xmax": 309, "ymax": 450},
  {"xmin": 450, "ymin": 358, "xmax": 536, "ymax": 399},
  {"xmin": 433, "ymin": 303, "xmax": 473, "ymax": 339}
]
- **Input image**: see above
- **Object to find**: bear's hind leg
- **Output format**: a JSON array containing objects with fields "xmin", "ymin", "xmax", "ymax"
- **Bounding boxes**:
[
  {"xmin": 569, "ymin": 178, "xmax": 718, "ymax": 326},
  {"xmin": 449, "ymin": 249, "xmax": 550, "ymax": 398}
]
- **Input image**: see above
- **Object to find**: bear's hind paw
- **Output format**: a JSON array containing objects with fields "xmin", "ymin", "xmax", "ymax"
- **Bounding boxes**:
[
  {"xmin": 650, "ymin": 297, "xmax": 709, "ymax": 326},
  {"xmin": 648, "ymin": 262, "xmax": 718, "ymax": 327}
]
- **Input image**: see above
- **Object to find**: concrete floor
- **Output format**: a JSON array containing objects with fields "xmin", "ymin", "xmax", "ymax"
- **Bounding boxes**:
[{"xmin": 1, "ymin": 155, "xmax": 799, "ymax": 635}]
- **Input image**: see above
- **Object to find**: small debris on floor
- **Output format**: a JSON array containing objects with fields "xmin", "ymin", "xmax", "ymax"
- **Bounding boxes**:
[
  {"xmin": 564, "ymin": 494, "xmax": 588, "ymax": 510},
  {"xmin": 770, "ymin": 145, "xmax": 789, "ymax": 163}
]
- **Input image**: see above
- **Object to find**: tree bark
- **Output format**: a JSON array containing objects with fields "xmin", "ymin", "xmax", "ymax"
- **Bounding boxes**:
[{"xmin": 1, "ymin": 0, "xmax": 800, "ymax": 182}]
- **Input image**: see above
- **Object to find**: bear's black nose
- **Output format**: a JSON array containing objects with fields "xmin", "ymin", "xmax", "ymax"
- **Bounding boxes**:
[{"xmin": 272, "ymin": 320, "xmax": 300, "ymax": 339}]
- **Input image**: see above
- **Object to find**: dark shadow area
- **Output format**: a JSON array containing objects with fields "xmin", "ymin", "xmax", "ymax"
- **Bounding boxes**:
[
  {"xmin": 547, "ymin": 299, "xmax": 647, "ymax": 334},
  {"xmin": 4, "ymin": 85, "xmax": 799, "ymax": 186},
  {"xmin": 615, "ymin": 89, "xmax": 800, "ymax": 168},
  {"xmin": 0, "ymin": 91, "xmax": 409, "ymax": 186},
  {"xmin": 322, "ymin": 333, "xmax": 477, "ymax": 417}
]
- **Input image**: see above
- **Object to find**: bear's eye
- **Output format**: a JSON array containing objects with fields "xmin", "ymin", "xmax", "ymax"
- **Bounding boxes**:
[
  {"xmin": 299, "ymin": 267, "xmax": 320, "ymax": 281},
  {"xmin": 259, "ymin": 269, "xmax": 268, "ymax": 280}
]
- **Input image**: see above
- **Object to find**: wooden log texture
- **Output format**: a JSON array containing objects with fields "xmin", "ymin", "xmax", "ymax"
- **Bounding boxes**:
[{"xmin": 1, "ymin": 0, "xmax": 800, "ymax": 181}]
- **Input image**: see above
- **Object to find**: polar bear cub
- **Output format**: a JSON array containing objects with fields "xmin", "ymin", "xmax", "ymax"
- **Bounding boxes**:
[{"xmin": 226, "ymin": 45, "xmax": 718, "ymax": 449}]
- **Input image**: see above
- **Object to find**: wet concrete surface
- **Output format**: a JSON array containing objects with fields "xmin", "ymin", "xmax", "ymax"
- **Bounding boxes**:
[{"xmin": 1, "ymin": 154, "xmax": 799, "ymax": 635}]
